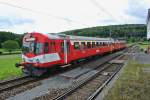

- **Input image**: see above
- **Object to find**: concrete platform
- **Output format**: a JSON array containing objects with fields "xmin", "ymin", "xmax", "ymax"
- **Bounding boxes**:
[
  {"xmin": 59, "ymin": 67, "xmax": 92, "ymax": 79},
  {"xmin": 109, "ymin": 59, "xmax": 126, "ymax": 64}
]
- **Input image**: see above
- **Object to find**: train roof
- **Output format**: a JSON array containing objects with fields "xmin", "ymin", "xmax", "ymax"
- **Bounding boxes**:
[{"xmin": 44, "ymin": 33, "xmax": 115, "ymax": 42}]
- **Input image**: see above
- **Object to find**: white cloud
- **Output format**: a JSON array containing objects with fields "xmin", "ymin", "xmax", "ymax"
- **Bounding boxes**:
[{"xmin": 0, "ymin": 0, "xmax": 149, "ymax": 34}]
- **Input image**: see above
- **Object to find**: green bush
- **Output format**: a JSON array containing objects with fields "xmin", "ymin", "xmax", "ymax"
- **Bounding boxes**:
[{"xmin": 2, "ymin": 40, "xmax": 19, "ymax": 53}]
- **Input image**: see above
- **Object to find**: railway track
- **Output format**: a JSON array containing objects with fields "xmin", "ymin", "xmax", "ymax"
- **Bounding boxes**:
[
  {"xmin": 50, "ymin": 46, "xmax": 135, "ymax": 100},
  {"xmin": 1, "ymin": 46, "xmax": 134, "ymax": 100},
  {"xmin": 52, "ymin": 57, "xmax": 124, "ymax": 100},
  {"xmin": 0, "ymin": 75, "xmax": 36, "ymax": 93},
  {"xmin": 34, "ymin": 47, "xmax": 133, "ymax": 100}
]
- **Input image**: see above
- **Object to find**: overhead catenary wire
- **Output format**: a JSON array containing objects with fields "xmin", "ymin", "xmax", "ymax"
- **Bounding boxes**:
[
  {"xmin": 0, "ymin": 1, "xmax": 89, "ymax": 27},
  {"xmin": 90, "ymin": 0, "xmax": 129, "ymax": 39},
  {"xmin": 90, "ymin": 0, "xmax": 122, "ymax": 24}
]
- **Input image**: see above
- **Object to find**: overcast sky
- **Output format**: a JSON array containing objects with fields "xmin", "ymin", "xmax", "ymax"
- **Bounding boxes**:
[{"xmin": 0, "ymin": 0, "xmax": 150, "ymax": 34}]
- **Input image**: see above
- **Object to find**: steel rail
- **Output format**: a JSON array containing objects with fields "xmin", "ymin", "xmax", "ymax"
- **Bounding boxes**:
[
  {"xmin": 87, "ymin": 65, "xmax": 122, "ymax": 100},
  {"xmin": 52, "ymin": 54, "xmax": 125, "ymax": 100},
  {"xmin": 0, "ymin": 76, "xmax": 36, "ymax": 92}
]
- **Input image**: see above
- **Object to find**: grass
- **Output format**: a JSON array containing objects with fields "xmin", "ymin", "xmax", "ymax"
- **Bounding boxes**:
[
  {"xmin": 0, "ymin": 54, "xmax": 22, "ymax": 80},
  {"xmin": 138, "ymin": 42, "xmax": 149, "ymax": 50},
  {"xmin": 0, "ymin": 48, "xmax": 21, "ymax": 54},
  {"xmin": 0, "ymin": 48, "xmax": 5, "ymax": 52},
  {"xmin": 127, "ymin": 42, "xmax": 134, "ymax": 47},
  {"xmin": 104, "ymin": 60, "xmax": 150, "ymax": 100}
]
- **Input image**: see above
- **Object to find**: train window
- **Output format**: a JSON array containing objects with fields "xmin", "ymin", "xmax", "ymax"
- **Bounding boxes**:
[
  {"xmin": 50, "ymin": 42, "xmax": 56, "ymax": 52},
  {"xmin": 103, "ymin": 42, "xmax": 105, "ymax": 46},
  {"xmin": 74, "ymin": 42, "xmax": 79, "ymax": 50},
  {"xmin": 92, "ymin": 42, "xmax": 95, "ymax": 48},
  {"xmin": 100, "ymin": 42, "xmax": 102, "ymax": 46},
  {"xmin": 87, "ymin": 42, "xmax": 91, "ymax": 48},
  {"xmin": 96, "ymin": 42, "xmax": 99, "ymax": 47},
  {"xmin": 99, "ymin": 42, "xmax": 101, "ymax": 46},
  {"xmin": 35, "ymin": 42, "xmax": 43, "ymax": 54},
  {"xmin": 61, "ymin": 42, "xmax": 70, "ymax": 53},
  {"xmin": 105, "ymin": 42, "xmax": 107, "ymax": 46},
  {"xmin": 81, "ymin": 42, "xmax": 86, "ymax": 49},
  {"xmin": 44, "ymin": 42, "xmax": 49, "ymax": 53}
]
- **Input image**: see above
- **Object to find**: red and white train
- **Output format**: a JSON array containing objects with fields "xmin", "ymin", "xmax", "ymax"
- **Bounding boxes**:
[{"xmin": 16, "ymin": 32, "xmax": 126, "ymax": 76}]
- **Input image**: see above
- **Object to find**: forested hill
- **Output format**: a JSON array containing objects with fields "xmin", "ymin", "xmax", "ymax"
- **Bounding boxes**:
[
  {"xmin": 61, "ymin": 24, "xmax": 146, "ymax": 41},
  {"xmin": 0, "ymin": 31, "xmax": 23, "ymax": 48},
  {"xmin": 0, "ymin": 24, "xmax": 147, "ymax": 48}
]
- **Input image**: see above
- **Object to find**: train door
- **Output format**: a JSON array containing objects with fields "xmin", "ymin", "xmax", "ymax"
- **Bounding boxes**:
[{"xmin": 60, "ymin": 40, "xmax": 71, "ymax": 64}]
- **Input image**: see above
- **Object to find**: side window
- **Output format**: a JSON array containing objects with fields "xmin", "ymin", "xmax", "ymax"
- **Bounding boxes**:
[
  {"xmin": 44, "ymin": 42, "xmax": 49, "ymax": 53},
  {"xmin": 50, "ymin": 42, "xmax": 56, "ymax": 52},
  {"xmin": 87, "ymin": 42, "xmax": 91, "ymax": 48},
  {"xmin": 61, "ymin": 42, "xmax": 64, "ymax": 52},
  {"xmin": 103, "ymin": 42, "xmax": 105, "ymax": 46},
  {"xmin": 92, "ymin": 42, "xmax": 95, "ymax": 48},
  {"xmin": 74, "ymin": 42, "xmax": 79, "ymax": 50},
  {"xmin": 96, "ymin": 42, "xmax": 99, "ymax": 47},
  {"xmin": 99, "ymin": 42, "xmax": 102, "ymax": 46},
  {"xmin": 81, "ymin": 42, "xmax": 86, "ymax": 49}
]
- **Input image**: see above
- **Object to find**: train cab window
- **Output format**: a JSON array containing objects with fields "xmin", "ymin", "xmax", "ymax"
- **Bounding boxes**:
[
  {"xmin": 92, "ymin": 42, "xmax": 95, "ymax": 48},
  {"xmin": 87, "ymin": 42, "xmax": 91, "ymax": 48},
  {"xmin": 81, "ymin": 42, "xmax": 86, "ymax": 49},
  {"xmin": 50, "ymin": 42, "xmax": 56, "ymax": 52},
  {"xmin": 74, "ymin": 42, "xmax": 79, "ymax": 50},
  {"xmin": 44, "ymin": 42, "xmax": 49, "ymax": 53}
]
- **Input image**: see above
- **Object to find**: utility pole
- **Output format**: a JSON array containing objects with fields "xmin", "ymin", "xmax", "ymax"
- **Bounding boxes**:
[
  {"xmin": 109, "ymin": 28, "xmax": 112, "ymax": 52},
  {"xmin": 109, "ymin": 28, "xmax": 112, "ymax": 39}
]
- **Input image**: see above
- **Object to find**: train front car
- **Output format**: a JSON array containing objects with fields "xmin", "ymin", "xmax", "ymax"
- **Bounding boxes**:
[{"xmin": 16, "ymin": 32, "xmax": 61, "ymax": 76}]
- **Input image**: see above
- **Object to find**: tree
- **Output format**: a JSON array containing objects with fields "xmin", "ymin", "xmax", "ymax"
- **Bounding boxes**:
[
  {"xmin": 2, "ymin": 40, "xmax": 19, "ymax": 53},
  {"xmin": 0, "ymin": 31, "xmax": 23, "ymax": 48}
]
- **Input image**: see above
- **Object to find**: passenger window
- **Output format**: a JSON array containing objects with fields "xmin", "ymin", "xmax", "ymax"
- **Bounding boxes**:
[
  {"xmin": 87, "ymin": 42, "xmax": 91, "ymax": 48},
  {"xmin": 44, "ymin": 42, "xmax": 49, "ymax": 53},
  {"xmin": 50, "ymin": 42, "xmax": 56, "ymax": 52},
  {"xmin": 74, "ymin": 42, "xmax": 79, "ymax": 50},
  {"xmin": 81, "ymin": 42, "xmax": 86, "ymax": 49},
  {"xmin": 103, "ymin": 42, "xmax": 105, "ymax": 46},
  {"xmin": 92, "ymin": 42, "xmax": 95, "ymax": 48},
  {"xmin": 99, "ymin": 42, "xmax": 101, "ymax": 46},
  {"xmin": 96, "ymin": 42, "xmax": 99, "ymax": 47}
]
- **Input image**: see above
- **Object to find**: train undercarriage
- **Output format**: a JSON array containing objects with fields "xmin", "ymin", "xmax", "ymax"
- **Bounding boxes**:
[{"xmin": 16, "ymin": 63, "xmax": 47, "ymax": 77}]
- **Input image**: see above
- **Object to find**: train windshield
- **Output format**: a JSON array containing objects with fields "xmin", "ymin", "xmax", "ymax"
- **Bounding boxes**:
[
  {"xmin": 35, "ymin": 42, "xmax": 43, "ymax": 54},
  {"xmin": 22, "ymin": 42, "xmax": 35, "ymax": 54},
  {"xmin": 22, "ymin": 42, "xmax": 43, "ymax": 54}
]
